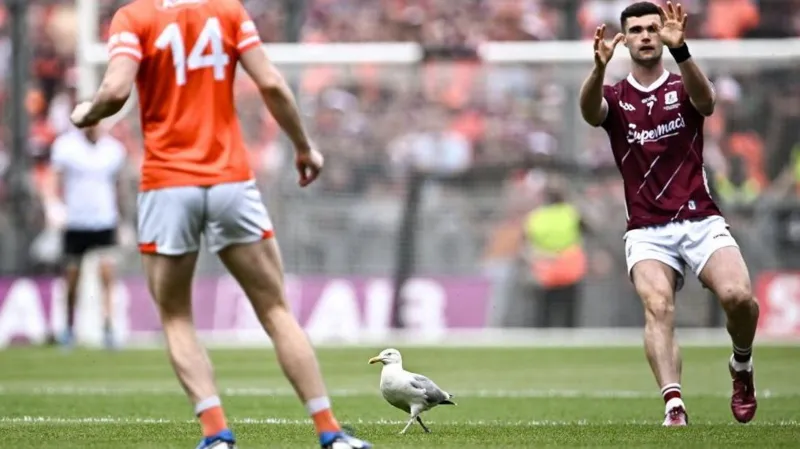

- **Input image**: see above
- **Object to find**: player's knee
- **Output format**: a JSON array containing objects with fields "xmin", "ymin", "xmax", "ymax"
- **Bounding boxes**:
[
  {"xmin": 256, "ymin": 301, "xmax": 293, "ymax": 335},
  {"xmin": 643, "ymin": 295, "xmax": 674, "ymax": 323},
  {"xmin": 64, "ymin": 263, "xmax": 81, "ymax": 285},
  {"xmin": 639, "ymin": 280, "xmax": 675, "ymax": 323},
  {"xmin": 717, "ymin": 283, "xmax": 756, "ymax": 314},
  {"xmin": 99, "ymin": 261, "xmax": 115, "ymax": 286}
]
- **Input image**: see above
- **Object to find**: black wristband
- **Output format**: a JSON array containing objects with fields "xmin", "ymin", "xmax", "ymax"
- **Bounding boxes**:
[{"xmin": 669, "ymin": 43, "xmax": 691, "ymax": 64}]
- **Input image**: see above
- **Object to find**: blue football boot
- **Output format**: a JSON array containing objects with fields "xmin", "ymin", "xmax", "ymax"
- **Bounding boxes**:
[
  {"xmin": 320, "ymin": 430, "xmax": 372, "ymax": 449},
  {"xmin": 195, "ymin": 429, "xmax": 236, "ymax": 449}
]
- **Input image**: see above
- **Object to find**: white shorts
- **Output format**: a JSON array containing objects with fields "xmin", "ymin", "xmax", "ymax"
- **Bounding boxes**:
[
  {"xmin": 137, "ymin": 180, "xmax": 274, "ymax": 255},
  {"xmin": 623, "ymin": 215, "xmax": 738, "ymax": 289}
]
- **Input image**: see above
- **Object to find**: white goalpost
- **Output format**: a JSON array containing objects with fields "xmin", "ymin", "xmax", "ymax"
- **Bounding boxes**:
[
  {"xmin": 75, "ymin": 0, "xmax": 800, "ymax": 100},
  {"xmin": 76, "ymin": 9, "xmax": 800, "ymax": 125}
]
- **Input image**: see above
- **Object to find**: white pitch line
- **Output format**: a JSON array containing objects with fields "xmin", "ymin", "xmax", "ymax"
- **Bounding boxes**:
[
  {"xmin": 1, "ymin": 416, "xmax": 799, "ymax": 427},
  {"xmin": 0, "ymin": 385, "xmax": 791, "ymax": 399}
]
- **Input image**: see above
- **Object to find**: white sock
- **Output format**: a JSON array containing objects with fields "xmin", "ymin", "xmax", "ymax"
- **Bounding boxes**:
[
  {"xmin": 305, "ymin": 396, "xmax": 331, "ymax": 416},
  {"xmin": 730, "ymin": 354, "xmax": 753, "ymax": 372},
  {"xmin": 195, "ymin": 395, "xmax": 221, "ymax": 416}
]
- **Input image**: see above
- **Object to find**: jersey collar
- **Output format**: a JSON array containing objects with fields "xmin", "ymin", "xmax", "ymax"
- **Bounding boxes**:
[{"xmin": 626, "ymin": 70, "xmax": 670, "ymax": 93}]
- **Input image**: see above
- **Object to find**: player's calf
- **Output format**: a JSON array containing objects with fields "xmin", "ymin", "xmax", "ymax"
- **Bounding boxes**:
[
  {"xmin": 717, "ymin": 285, "xmax": 759, "ymax": 364},
  {"xmin": 698, "ymin": 247, "xmax": 759, "ymax": 423},
  {"xmin": 60, "ymin": 260, "xmax": 82, "ymax": 347},
  {"xmin": 721, "ymin": 287, "xmax": 759, "ymax": 423},
  {"xmin": 634, "ymin": 262, "xmax": 682, "ymax": 389}
]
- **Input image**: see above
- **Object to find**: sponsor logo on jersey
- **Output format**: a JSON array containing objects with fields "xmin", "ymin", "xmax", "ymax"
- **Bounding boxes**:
[{"xmin": 626, "ymin": 113, "xmax": 687, "ymax": 145}]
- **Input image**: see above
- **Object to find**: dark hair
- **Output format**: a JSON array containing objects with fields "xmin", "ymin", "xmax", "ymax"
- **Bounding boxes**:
[{"xmin": 620, "ymin": 1, "xmax": 661, "ymax": 31}]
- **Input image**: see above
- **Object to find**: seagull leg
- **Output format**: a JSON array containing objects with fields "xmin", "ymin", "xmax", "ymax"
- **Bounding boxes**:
[
  {"xmin": 416, "ymin": 416, "xmax": 431, "ymax": 433},
  {"xmin": 399, "ymin": 416, "xmax": 416, "ymax": 434}
]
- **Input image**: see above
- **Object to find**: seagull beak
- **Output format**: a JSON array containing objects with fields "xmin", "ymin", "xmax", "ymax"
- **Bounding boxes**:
[{"xmin": 368, "ymin": 356, "xmax": 383, "ymax": 365}]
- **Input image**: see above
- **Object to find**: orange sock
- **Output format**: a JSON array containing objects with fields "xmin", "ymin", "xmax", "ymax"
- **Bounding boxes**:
[
  {"xmin": 311, "ymin": 408, "xmax": 341, "ymax": 434},
  {"xmin": 198, "ymin": 405, "xmax": 228, "ymax": 436}
]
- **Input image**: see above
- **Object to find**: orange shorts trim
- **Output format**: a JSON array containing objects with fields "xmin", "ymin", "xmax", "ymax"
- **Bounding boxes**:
[{"xmin": 138, "ymin": 242, "xmax": 157, "ymax": 254}]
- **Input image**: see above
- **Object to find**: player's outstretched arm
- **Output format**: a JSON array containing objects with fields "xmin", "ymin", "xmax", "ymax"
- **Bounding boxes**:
[
  {"xmin": 580, "ymin": 25, "xmax": 623, "ymax": 127},
  {"xmin": 71, "ymin": 58, "xmax": 139, "ymax": 128},
  {"xmin": 655, "ymin": 2, "xmax": 715, "ymax": 116}
]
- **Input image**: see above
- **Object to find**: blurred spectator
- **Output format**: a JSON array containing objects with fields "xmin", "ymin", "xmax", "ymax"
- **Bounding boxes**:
[
  {"xmin": 704, "ymin": 0, "xmax": 759, "ymax": 40},
  {"xmin": 520, "ymin": 176, "xmax": 586, "ymax": 327}
]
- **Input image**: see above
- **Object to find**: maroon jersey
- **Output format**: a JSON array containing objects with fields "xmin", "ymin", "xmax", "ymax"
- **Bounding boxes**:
[{"xmin": 600, "ymin": 71, "xmax": 721, "ymax": 231}]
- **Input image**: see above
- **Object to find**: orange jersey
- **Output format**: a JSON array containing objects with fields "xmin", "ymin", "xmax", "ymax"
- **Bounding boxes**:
[{"xmin": 107, "ymin": 0, "xmax": 263, "ymax": 191}]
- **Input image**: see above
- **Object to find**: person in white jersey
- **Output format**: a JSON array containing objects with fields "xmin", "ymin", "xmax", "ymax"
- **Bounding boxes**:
[{"xmin": 50, "ymin": 123, "xmax": 126, "ymax": 349}]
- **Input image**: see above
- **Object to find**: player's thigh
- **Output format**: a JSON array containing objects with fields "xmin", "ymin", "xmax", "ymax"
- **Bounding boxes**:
[
  {"xmin": 206, "ymin": 181, "xmax": 285, "ymax": 309},
  {"xmin": 625, "ymin": 227, "xmax": 684, "ymax": 293},
  {"xmin": 204, "ymin": 180, "xmax": 274, "ymax": 253},
  {"xmin": 137, "ymin": 186, "xmax": 204, "ymax": 315},
  {"xmin": 685, "ymin": 217, "xmax": 752, "ymax": 305},
  {"xmin": 137, "ymin": 186, "xmax": 205, "ymax": 255},
  {"xmin": 141, "ymin": 252, "xmax": 199, "ymax": 316},
  {"xmin": 218, "ymin": 239, "xmax": 287, "ymax": 314},
  {"xmin": 85, "ymin": 229, "xmax": 118, "ymax": 283},
  {"xmin": 631, "ymin": 260, "xmax": 679, "ymax": 306},
  {"xmin": 625, "ymin": 229, "xmax": 682, "ymax": 319}
]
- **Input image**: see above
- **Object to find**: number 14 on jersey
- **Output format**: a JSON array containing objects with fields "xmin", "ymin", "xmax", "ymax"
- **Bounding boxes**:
[{"xmin": 155, "ymin": 17, "xmax": 230, "ymax": 86}]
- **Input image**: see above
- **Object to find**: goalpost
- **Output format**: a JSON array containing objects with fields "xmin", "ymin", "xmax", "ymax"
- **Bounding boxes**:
[
  {"xmin": 75, "ymin": 0, "xmax": 800, "ymax": 99},
  {"xmin": 76, "ymin": 2, "xmax": 800, "ymax": 130}
]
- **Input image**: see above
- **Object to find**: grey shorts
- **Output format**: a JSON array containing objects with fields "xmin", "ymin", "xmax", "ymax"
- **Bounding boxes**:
[{"xmin": 137, "ymin": 180, "xmax": 274, "ymax": 255}]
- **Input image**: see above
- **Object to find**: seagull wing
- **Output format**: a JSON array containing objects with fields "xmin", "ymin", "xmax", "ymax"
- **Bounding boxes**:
[{"xmin": 409, "ymin": 374, "xmax": 450, "ymax": 406}]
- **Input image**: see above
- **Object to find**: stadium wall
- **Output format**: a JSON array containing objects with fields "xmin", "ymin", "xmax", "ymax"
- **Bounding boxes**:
[{"xmin": 1, "ymin": 254, "xmax": 800, "ymax": 349}]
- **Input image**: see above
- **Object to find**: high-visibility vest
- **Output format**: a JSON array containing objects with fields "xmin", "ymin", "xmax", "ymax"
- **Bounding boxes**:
[
  {"xmin": 715, "ymin": 175, "xmax": 760, "ymax": 204},
  {"xmin": 524, "ymin": 203, "xmax": 586, "ymax": 288},
  {"xmin": 792, "ymin": 145, "xmax": 800, "ymax": 188}
]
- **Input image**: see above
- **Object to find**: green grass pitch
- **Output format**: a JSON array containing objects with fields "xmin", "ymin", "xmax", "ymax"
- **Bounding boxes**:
[{"xmin": 1, "ymin": 345, "xmax": 798, "ymax": 448}]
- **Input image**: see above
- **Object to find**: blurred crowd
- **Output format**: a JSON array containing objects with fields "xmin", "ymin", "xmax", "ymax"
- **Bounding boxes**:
[{"xmin": 0, "ymin": 0, "xmax": 799, "ymax": 277}]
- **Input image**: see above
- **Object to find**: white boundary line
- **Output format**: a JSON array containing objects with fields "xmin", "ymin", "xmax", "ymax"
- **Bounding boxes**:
[
  {"xmin": 0, "ymin": 386, "xmax": 794, "ymax": 399},
  {"xmin": 118, "ymin": 329, "xmax": 800, "ymax": 349},
  {"xmin": 2, "ymin": 416, "xmax": 799, "ymax": 427}
]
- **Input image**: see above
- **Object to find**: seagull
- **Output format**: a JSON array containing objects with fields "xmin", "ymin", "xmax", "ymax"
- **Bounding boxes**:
[{"xmin": 368, "ymin": 348, "xmax": 456, "ymax": 434}]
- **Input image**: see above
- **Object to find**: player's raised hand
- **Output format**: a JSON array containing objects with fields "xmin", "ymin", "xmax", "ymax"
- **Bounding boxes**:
[
  {"xmin": 655, "ymin": 1, "xmax": 688, "ymax": 48},
  {"xmin": 593, "ymin": 24, "xmax": 624, "ymax": 68},
  {"xmin": 295, "ymin": 146, "xmax": 324, "ymax": 187}
]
